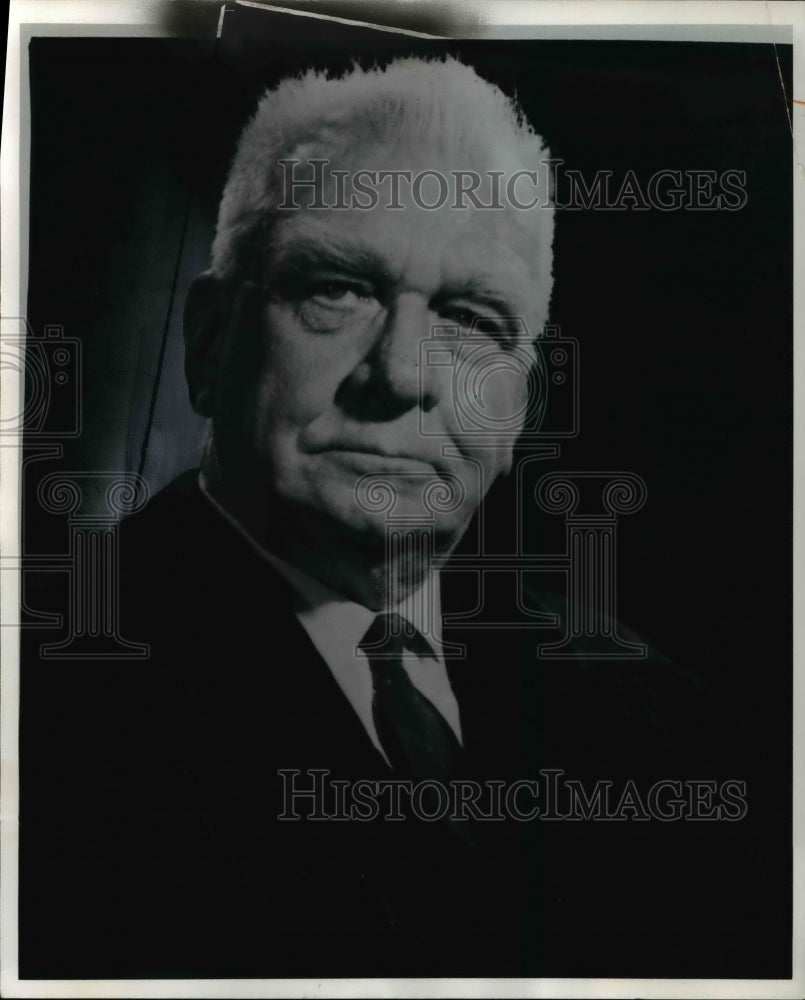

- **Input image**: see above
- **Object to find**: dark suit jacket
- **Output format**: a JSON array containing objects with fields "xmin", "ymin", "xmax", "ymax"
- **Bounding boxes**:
[{"xmin": 19, "ymin": 471, "xmax": 783, "ymax": 978}]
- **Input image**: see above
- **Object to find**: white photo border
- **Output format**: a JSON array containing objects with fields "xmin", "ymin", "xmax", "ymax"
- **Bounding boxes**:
[{"xmin": 1, "ymin": 2, "xmax": 802, "ymax": 998}]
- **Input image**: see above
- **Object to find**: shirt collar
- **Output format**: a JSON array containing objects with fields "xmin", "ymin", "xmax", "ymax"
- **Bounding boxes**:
[{"xmin": 262, "ymin": 546, "xmax": 443, "ymax": 660}]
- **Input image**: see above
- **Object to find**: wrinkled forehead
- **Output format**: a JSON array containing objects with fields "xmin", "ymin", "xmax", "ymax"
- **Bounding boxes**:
[
  {"xmin": 267, "ymin": 137, "xmax": 552, "ymax": 297},
  {"xmin": 282, "ymin": 135, "xmax": 549, "ymax": 219},
  {"xmin": 270, "ymin": 207, "xmax": 538, "ymax": 320}
]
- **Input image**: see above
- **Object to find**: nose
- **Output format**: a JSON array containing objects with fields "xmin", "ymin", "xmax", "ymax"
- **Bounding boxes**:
[
  {"xmin": 373, "ymin": 296, "xmax": 437, "ymax": 407},
  {"xmin": 336, "ymin": 294, "xmax": 440, "ymax": 421}
]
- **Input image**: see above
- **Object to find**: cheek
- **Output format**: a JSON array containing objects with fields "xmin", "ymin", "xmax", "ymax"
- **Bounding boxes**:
[
  {"xmin": 253, "ymin": 310, "xmax": 346, "ymax": 432},
  {"xmin": 456, "ymin": 366, "xmax": 530, "ymax": 482}
]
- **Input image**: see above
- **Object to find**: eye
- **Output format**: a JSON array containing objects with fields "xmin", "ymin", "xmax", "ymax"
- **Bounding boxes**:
[
  {"xmin": 306, "ymin": 280, "xmax": 373, "ymax": 306},
  {"xmin": 445, "ymin": 306, "xmax": 481, "ymax": 329},
  {"xmin": 297, "ymin": 277, "xmax": 382, "ymax": 332},
  {"xmin": 438, "ymin": 304, "xmax": 511, "ymax": 345}
]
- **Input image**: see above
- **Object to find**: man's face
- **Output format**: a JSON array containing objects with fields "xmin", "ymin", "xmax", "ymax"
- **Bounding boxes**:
[{"xmin": 210, "ymin": 142, "xmax": 550, "ymax": 557}]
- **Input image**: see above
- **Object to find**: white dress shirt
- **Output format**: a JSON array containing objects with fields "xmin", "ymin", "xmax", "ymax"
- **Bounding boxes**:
[{"xmin": 198, "ymin": 475, "xmax": 463, "ymax": 765}]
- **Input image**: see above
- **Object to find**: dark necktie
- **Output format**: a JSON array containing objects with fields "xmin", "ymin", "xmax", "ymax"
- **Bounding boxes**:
[{"xmin": 359, "ymin": 611, "xmax": 462, "ymax": 782}]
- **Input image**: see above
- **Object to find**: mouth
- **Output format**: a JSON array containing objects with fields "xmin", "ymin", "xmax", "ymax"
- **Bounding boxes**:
[{"xmin": 319, "ymin": 447, "xmax": 439, "ymax": 474}]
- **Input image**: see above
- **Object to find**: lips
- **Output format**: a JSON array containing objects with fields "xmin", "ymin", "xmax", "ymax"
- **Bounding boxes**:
[
  {"xmin": 321, "ymin": 447, "xmax": 438, "ymax": 473},
  {"xmin": 311, "ymin": 439, "xmax": 441, "ymax": 464}
]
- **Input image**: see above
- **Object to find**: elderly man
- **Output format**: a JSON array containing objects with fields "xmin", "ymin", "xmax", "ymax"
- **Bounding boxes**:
[
  {"xmin": 181, "ymin": 56, "xmax": 552, "ymax": 768},
  {"xmin": 22, "ymin": 56, "xmax": 740, "ymax": 980},
  {"xmin": 186, "ymin": 57, "xmax": 552, "ymax": 608}
]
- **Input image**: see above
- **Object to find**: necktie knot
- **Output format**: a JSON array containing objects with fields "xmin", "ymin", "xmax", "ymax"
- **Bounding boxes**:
[{"xmin": 358, "ymin": 611, "xmax": 434, "ymax": 661}]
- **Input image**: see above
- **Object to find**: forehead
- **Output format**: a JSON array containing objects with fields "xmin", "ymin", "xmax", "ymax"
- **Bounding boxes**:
[{"xmin": 268, "ymin": 141, "xmax": 547, "ymax": 315}]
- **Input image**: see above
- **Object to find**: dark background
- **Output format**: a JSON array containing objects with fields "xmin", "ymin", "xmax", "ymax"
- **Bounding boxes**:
[{"xmin": 24, "ymin": 7, "xmax": 792, "ymax": 977}]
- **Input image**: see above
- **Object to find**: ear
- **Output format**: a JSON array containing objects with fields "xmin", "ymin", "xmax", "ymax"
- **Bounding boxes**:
[{"xmin": 183, "ymin": 271, "xmax": 229, "ymax": 417}]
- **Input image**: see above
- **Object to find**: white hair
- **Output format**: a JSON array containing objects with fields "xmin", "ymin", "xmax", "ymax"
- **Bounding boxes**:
[{"xmin": 211, "ymin": 56, "xmax": 554, "ymax": 320}]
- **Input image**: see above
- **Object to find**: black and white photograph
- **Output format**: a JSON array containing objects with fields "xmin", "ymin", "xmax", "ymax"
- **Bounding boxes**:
[{"xmin": 1, "ymin": 1, "xmax": 801, "ymax": 996}]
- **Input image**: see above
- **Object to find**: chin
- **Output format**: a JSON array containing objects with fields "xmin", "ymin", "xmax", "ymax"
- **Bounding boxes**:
[{"xmin": 312, "ymin": 493, "xmax": 448, "ymax": 545}]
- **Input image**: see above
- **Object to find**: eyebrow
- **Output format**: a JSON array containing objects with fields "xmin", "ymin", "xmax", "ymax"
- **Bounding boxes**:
[
  {"xmin": 268, "ymin": 234, "xmax": 390, "ymax": 285},
  {"xmin": 268, "ymin": 230, "xmax": 529, "ymax": 316},
  {"xmin": 436, "ymin": 283, "xmax": 520, "ymax": 315}
]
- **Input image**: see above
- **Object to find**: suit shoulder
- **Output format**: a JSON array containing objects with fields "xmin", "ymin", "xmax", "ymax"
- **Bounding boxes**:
[{"xmin": 522, "ymin": 585, "xmax": 722, "ymax": 765}]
